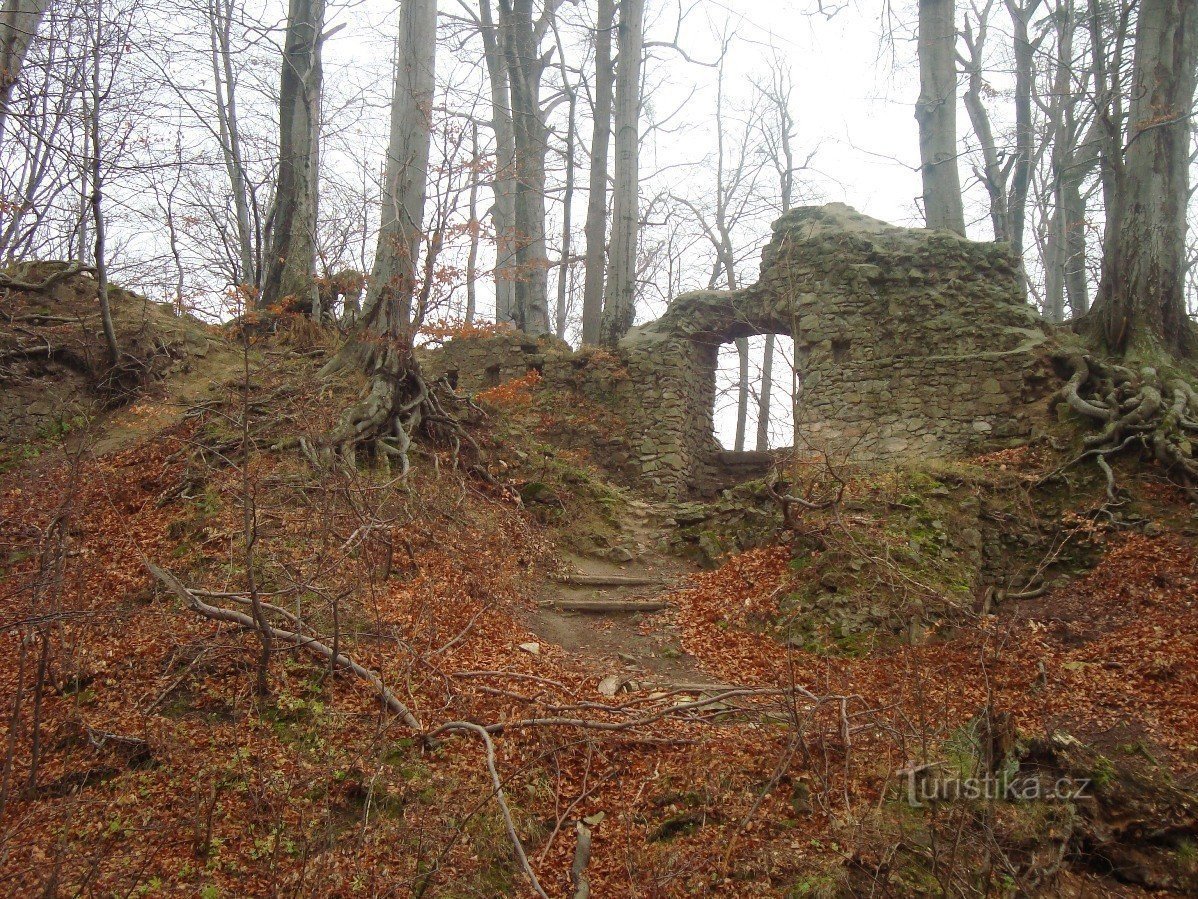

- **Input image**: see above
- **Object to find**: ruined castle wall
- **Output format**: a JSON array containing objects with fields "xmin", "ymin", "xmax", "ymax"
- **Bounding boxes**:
[{"xmin": 422, "ymin": 205, "xmax": 1055, "ymax": 498}]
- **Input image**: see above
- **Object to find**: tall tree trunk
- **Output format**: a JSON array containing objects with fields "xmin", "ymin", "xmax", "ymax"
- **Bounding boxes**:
[
  {"xmin": 960, "ymin": 5, "xmax": 1010, "ymax": 242},
  {"xmin": 259, "ymin": 0, "xmax": 325, "ymax": 313},
  {"xmin": 499, "ymin": 0, "xmax": 552, "ymax": 336},
  {"xmin": 1062, "ymin": 176, "xmax": 1089, "ymax": 317},
  {"xmin": 757, "ymin": 58, "xmax": 796, "ymax": 451},
  {"xmin": 915, "ymin": 0, "xmax": 966, "ymax": 234},
  {"xmin": 1091, "ymin": 0, "xmax": 1198, "ymax": 357},
  {"xmin": 86, "ymin": 0, "xmax": 117, "ymax": 367},
  {"xmin": 466, "ymin": 121, "xmax": 480, "ymax": 324},
  {"xmin": 324, "ymin": 0, "xmax": 434, "ymax": 392},
  {"xmin": 208, "ymin": 0, "xmax": 258, "ymax": 289},
  {"xmin": 477, "ymin": 0, "xmax": 517, "ymax": 324},
  {"xmin": 756, "ymin": 334, "xmax": 775, "ymax": 451},
  {"xmin": 1005, "ymin": 0, "xmax": 1043, "ymax": 256},
  {"xmin": 553, "ymin": 25, "xmax": 576, "ymax": 340},
  {"xmin": 1043, "ymin": 1, "xmax": 1100, "ymax": 321},
  {"xmin": 734, "ymin": 339, "xmax": 749, "ymax": 451},
  {"xmin": 0, "ymin": 0, "xmax": 48, "ymax": 148},
  {"xmin": 599, "ymin": 0, "xmax": 643, "ymax": 346},
  {"xmin": 580, "ymin": 0, "xmax": 614, "ymax": 345}
]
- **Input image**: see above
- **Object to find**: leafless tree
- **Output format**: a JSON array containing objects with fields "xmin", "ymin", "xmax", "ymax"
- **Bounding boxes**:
[
  {"xmin": 0, "ymin": 0, "xmax": 48, "ymax": 148},
  {"xmin": 471, "ymin": 0, "xmax": 518, "ymax": 323},
  {"xmin": 599, "ymin": 0, "xmax": 644, "ymax": 346},
  {"xmin": 1088, "ymin": 0, "xmax": 1198, "ymax": 356},
  {"xmin": 916, "ymin": 0, "xmax": 966, "ymax": 233},
  {"xmin": 496, "ymin": 0, "xmax": 564, "ymax": 335},
  {"xmin": 259, "ymin": 0, "xmax": 328, "ymax": 314},
  {"xmin": 580, "ymin": 0, "xmax": 615, "ymax": 345},
  {"xmin": 206, "ymin": 0, "xmax": 261, "ymax": 289}
]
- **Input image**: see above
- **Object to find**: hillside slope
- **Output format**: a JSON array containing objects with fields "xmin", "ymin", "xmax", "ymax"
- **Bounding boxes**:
[{"xmin": 0, "ymin": 297, "xmax": 1195, "ymax": 897}]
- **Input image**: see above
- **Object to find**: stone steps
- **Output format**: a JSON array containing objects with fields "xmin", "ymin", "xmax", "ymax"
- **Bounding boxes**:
[
  {"xmin": 549, "ymin": 598, "xmax": 671, "ymax": 613},
  {"xmin": 553, "ymin": 573, "xmax": 665, "ymax": 588}
]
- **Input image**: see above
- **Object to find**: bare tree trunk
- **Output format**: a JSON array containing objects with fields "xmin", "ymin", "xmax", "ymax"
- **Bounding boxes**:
[
  {"xmin": 960, "ymin": 3, "xmax": 1010, "ymax": 242},
  {"xmin": 208, "ymin": 0, "xmax": 258, "ymax": 288},
  {"xmin": 477, "ymin": 0, "xmax": 517, "ymax": 324},
  {"xmin": 498, "ymin": 0, "xmax": 554, "ymax": 335},
  {"xmin": 0, "ymin": 0, "xmax": 48, "ymax": 148},
  {"xmin": 756, "ymin": 334, "xmax": 774, "ymax": 451},
  {"xmin": 915, "ymin": 0, "xmax": 966, "ymax": 234},
  {"xmin": 259, "ymin": 0, "xmax": 326, "ymax": 313},
  {"xmin": 466, "ymin": 121, "xmax": 480, "ymax": 324},
  {"xmin": 1091, "ymin": 0, "xmax": 1198, "ymax": 357},
  {"xmin": 351, "ymin": 0, "xmax": 437, "ymax": 351},
  {"xmin": 733, "ymin": 338, "xmax": 749, "ymax": 451},
  {"xmin": 1005, "ymin": 0, "xmax": 1043, "ymax": 256},
  {"xmin": 552, "ymin": 20, "xmax": 576, "ymax": 340},
  {"xmin": 1062, "ymin": 176, "xmax": 1089, "ymax": 316},
  {"xmin": 580, "ymin": 0, "xmax": 614, "ymax": 345},
  {"xmin": 87, "ymin": 0, "xmax": 117, "ymax": 367},
  {"xmin": 756, "ymin": 56, "xmax": 796, "ymax": 451},
  {"xmin": 599, "ymin": 0, "xmax": 644, "ymax": 346},
  {"xmin": 1041, "ymin": 1, "xmax": 1099, "ymax": 321}
]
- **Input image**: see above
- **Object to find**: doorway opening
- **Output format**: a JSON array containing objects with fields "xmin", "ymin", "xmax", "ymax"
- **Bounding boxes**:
[{"xmin": 712, "ymin": 334, "xmax": 798, "ymax": 451}]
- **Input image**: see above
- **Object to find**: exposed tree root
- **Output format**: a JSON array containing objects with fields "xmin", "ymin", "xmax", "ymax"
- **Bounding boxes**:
[
  {"xmin": 0, "ymin": 264, "xmax": 94, "ymax": 294},
  {"xmin": 293, "ymin": 345, "xmax": 496, "ymax": 483},
  {"xmin": 1050, "ymin": 353, "xmax": 1198, "ymax": 504}
]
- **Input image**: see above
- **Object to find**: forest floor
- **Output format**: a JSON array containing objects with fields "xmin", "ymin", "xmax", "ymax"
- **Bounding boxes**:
[{"xmin": 1, "ymin": 293, "xmax": 1197, "ymax": 897}]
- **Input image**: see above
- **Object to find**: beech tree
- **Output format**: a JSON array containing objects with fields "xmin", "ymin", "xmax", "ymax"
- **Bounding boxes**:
[
  {"xmin": 1038, "ymin": 0, "xmax": 1098, "ymax": 322},
  {"xmin": 259, "ymin": 0, "xmax": 327, "ymax": 313},
  {"xmin": 473, "ymin": 0, "xmax": 517, "ymax": 324},
  {"xmin": 0, "ymin": 0, "xmax": 48, "ymax": 148},
  {"xmin": 599, "ymin": 0, "xmax": 644, "ymax": 346},
  {"xmin": 317, "ymin": 0, "xmax": 439, "ymax": 467},
  {"xmin": 916, "ymin": 0, "xmax": 966, "ymax": 234},
  {"xmin": 207, "ymin": 0, "xmax": 260, "ymax": 289},
  {"xmin": 496, "ymin": 0, "xmax": 563, "ymax": 335},
  {"xmin": 1090, "ymin": 0, "xmax": 1198, "ymax": 357},
  {"xmin": 580, "ymin": 0, "xmax": 615, "ymax": 345},
  {"xmin": 754, "ymin": 56, "xmax": 799, "ymax": 451}
]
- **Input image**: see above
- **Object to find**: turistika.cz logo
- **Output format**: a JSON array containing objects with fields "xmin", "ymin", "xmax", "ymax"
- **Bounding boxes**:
[{"xmin": 896, "ymin": 765, "xmax": 1092, "ymax": 808}]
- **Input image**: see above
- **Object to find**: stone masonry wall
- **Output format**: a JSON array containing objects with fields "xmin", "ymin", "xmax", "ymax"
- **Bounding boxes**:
[{"xmin": 423, "ymin": 204, "xmax": 1057, "ymax": 498}]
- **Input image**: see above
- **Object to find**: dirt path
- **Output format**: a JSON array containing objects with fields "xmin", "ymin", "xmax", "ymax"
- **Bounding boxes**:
[{"xmin": 521, "ymin": 498, "xmax": 729, "ymax": 695}]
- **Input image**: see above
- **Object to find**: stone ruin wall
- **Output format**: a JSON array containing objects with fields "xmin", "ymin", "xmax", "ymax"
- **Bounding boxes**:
[{"xmin": 423, "ymin": 204, "xmax": 1057, "ymax": 498}]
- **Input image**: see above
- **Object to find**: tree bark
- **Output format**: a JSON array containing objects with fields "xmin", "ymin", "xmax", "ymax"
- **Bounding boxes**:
[
  {"xmin": 580, "ymin": 0, "xmax": 614, "ymax": 345},
  {"xmin": 259, "ymin": 0, "xmax": 326, "ymax": 313},
  {"xmin": 477, "ymin": 0, "xmax": 517, "ymax": 324},
  {"xmin": 325, "ymin": 0, "xmax": 436, "ymax": 381},
  {"xmin": 915, "ymin": 0, "xmax": 966, "ymax": 234},
  {"xmin": 498, "ymin": 0, "xmax": 553, "ymax": 336},
  {"xmin": 87, "ymin": 0, "xmax": 117, "ymax": 367},
  {"xmin": 1005, "ymin": 0, "xmax": 1043, "ymax": 256},
  {"xmin": 466, "ymin": 120, "xmax": 480, "ymax": 324},
  {"xmin": 733, "ymin": 338, "xmax": 749, "ymax": 451},
  {"xmin": 208, "ymin": 0, "xmax": 258, "ymax": 289},
  {"xmin": 1090, "ymin": 0, "xmax": 1198, "ymax": 357},
  {"xmin": 0, "ymin": 0, "xmax": 48, "ymax": 148},
  {"xmin": 552, "ymin": 19, "xmax": 576, "ymax": 340},
  {"xmin": 599, "ymin": 0, "xmax": 644, "ymax": 346}
]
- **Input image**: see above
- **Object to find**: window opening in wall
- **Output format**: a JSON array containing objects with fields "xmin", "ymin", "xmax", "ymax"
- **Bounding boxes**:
[{"xmin": 712, "ymin": 334, "xmax": 798, "ymax": 451}]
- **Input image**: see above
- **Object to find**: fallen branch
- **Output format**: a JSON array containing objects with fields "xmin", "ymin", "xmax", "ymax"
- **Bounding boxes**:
[
  {"xmin": 571, "ymin": 820, "xmax": 592, "ymax": 899},
  {"xmin": 424, "ymin": 721, "xmax": 549, "ymax": 899},
  {"xmin": 145, "ymin": 561, "xmax": 421, "ymax": 730}
]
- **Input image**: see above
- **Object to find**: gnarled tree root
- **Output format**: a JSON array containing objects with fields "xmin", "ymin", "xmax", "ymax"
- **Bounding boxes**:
[
  {"xmin": 285, "ymin": 346, "xmax": 496, "ymax": 484},
  {"xmin": 1049, "ymin": 353, "xmax": 1198, "ymax": 505}
]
